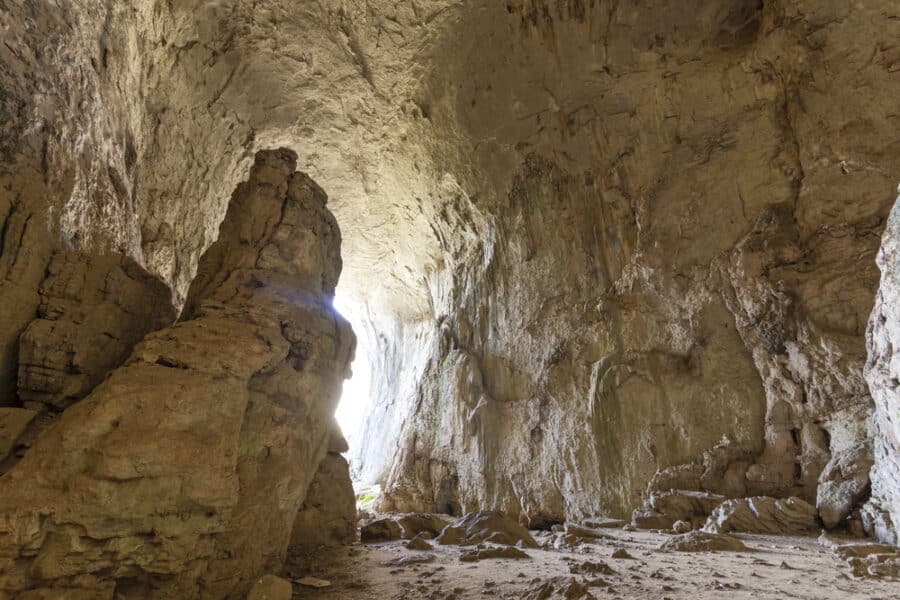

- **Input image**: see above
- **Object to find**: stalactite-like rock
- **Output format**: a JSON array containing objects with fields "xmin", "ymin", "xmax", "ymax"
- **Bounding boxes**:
[{"xmin": 0, "ymin": 150, "xmax": 355, "ymax": 598}]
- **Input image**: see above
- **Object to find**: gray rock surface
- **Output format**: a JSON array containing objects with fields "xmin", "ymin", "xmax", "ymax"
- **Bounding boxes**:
[{"xmin": 863, "ymin": 195, "xmax": 900, "ymax": 546}]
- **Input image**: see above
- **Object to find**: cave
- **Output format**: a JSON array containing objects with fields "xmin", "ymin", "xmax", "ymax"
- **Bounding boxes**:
[{"xmin": 1, "ymin": 1, "xmax": 899, "ymax": 599}]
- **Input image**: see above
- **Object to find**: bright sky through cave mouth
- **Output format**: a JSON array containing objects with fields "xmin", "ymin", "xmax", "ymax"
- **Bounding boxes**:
[{"xmin": 333, "ymin": 295, "xmax": 372, "ymax": 448}]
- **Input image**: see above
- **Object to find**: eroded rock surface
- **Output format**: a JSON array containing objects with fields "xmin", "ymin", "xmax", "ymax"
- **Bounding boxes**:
[
  {"xmin": 17, "ymin": 251, "xmax": 175, "ymax": 411},
  {"xmin": 290, "ymin": 451, "xmax": 357, "ymax": 551},
  {"xmin": 863, "ymin": 195, "xmax": 900, "ymax": 546},
  {"xmin": 704, "ymin": 496, "xmax": 819, "ymax": 536},
  {"xmin": 0, "ymin": 150, "xmax": 354, "ymax": 598},
  {"xmin": 436, "ymin": 511, "xmax": 539, "ymax": 548}
]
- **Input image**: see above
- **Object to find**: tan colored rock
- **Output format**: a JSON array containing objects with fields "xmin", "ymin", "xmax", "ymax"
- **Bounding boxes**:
[
  {"xmin": 660, "ymin": 531, "xmax": 751, "ymax": 553},
  {"xmin": 436, "ymin": 511, "xmax": 538, "ymax": 548},
  {"xmin": 0, "ymin": 150, "xmax": 354, "ymax": 599},
  {"xmin": 246, "ymin": 575, "xmax": 293, "ymax": 600},
  {"xmin": 395, "ymin": 513, "xmax": 453, "ymax": 539},
  {"xmin": 290, "ymin": 453, "xmax": 357, "ymax": 550},
  {"xmin": 704, "ymin": 497, "xmax": 819, "ymax": 536},
  {"xmin": 459, "ymin": 546, "xmax": 530, "ymax": 562},
  {"xmin": 0, "ymin": 407, "xmax": 35, "ymax": 463},
  {"xmin": 361, "ymin": 518, "xmax": 403, "ymax": 543},
  {"xmin": 17, "ymin": 252, "xmax": 175, "ymax": 411}
]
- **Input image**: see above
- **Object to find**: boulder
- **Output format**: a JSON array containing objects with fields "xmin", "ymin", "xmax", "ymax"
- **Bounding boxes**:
[
  {"xmin": 660, "ymin": 531, "xmax": 752, "ymax": 552},
  {"xmin": 436, "ymin": 511, "xmax": 538, "ymax": 548},
  {"xmin": 704, "ymin": 496, "xmax": 819, "ymax": 535},
  {"xmin": 247, "ymin": 575, "xmax": 293, "ymax": 600},
  {"xmin": 361, "ymin": 518, "xmax": 403, "ymax": 543}
]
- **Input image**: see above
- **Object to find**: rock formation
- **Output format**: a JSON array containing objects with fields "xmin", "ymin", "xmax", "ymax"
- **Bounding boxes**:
[
  {"xmin": 0, "ymin": 8, "xmax": 898, "ymax": 600},
  {"xmin": 864, "ymin": 195, "xmax": 900, "ymax": 545},
  {"xmin": 0, "ymin": 150, "xmax": 354, "ymax": 598}
]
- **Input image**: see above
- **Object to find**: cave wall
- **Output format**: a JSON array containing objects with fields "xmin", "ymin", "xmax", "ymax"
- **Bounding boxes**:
[
  {"xmin": 0, "ymin": 0, "xmax": 899, "ymax": 568},
  {"xmin": 864, "ymin": 195, "xmax": 900, "ymax": 545},
  {"xmin": 361, "ymin": 0, "xmax": 900, "ymax": 526}
]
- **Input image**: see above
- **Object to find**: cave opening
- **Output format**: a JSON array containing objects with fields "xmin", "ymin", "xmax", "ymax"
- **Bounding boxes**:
[{"xmin": 332, "ymin": 295, "xmax": 373, "ymax": 475}]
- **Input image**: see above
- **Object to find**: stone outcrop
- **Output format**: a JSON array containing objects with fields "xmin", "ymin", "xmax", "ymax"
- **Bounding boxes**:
[
  {"xmin": 863, "ymin": 196, "xmax": 900, "ymax": 546},
  {"xmin": 17, "ymin": 251, "xmax": 175, "ymax": 411},
  {"xmin": 660, "ymin": 531, "xmax": 751, "ymax": 553},
  {"xmin": 704, "ymin": 496, "xmax": 819, "ymax": 536},
  {"xmin": 0, "ymin": 150, "xmax": 354, "ymax": 598},
  {"xmin": 290, "ymin": 451, "xmax": 357, "ymax": 550},
  {"xmin": 436, "ymin": 511, "xmax": 538, "ymax": 548}
]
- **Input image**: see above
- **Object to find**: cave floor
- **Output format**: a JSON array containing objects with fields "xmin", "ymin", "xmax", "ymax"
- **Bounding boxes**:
[{"xmin": 284, "ymin": 525, "xmax": 897, "ymax": 599}]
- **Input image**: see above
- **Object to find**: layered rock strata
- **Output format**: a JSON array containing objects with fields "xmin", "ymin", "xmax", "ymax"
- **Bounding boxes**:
[{"xmin": 0, "ymin": 150, "xmax": 354, "ymax": 598}]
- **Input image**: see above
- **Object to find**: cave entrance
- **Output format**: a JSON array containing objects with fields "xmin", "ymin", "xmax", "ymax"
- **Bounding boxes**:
[{"xmin": 332, "ymin": 294, "xmax": 380, "ymax": 508}]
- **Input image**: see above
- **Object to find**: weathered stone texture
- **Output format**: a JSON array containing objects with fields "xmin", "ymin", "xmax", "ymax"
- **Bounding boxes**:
[
  {"xmin": 17, "ymin": 252, "xmax": 175, "ymax": 411},
  {"xmin": 863, "ymin": 196, "xmax": 900, "ymax": 546},
  {"xmin": 0, "ymin": 150, "xmax": 354, "ymax": 598}
]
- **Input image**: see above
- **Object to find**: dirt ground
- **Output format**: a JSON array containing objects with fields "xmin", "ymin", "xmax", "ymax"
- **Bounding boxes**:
[{"xmin": 284, "ymin": 526, "xmax": 899, "ymax": 599}]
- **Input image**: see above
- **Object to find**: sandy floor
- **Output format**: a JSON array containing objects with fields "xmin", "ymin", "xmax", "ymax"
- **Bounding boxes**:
[{"xmin": 284, "ymin": 526, "xmax": 898, "ymax": 599}]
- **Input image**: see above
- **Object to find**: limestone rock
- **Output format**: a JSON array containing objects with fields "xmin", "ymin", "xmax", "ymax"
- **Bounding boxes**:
[
  {"xmin": 436, "ymin": 511, "xmax": 538, "ymax": 548},
  {"xmin": 395, "ymin": 513, "xmax": 452, "ymax": 539},
  {"xmin": 404, "ymin": 534, "xmax": 434, "ymax": 551},
  {"xmin": 660, "ymin": 531, "xmax": 751, "ymax": 553},
  {"xmin": 459, "ymin": 546, "xmax": 530, "ymax": 562},
  {"xmin": 17, "ymin": 252, "xmax": 175, "ymax": 411},
  {"xmin": 864, "ymin": 195, "xmax": 900, "ymax": 546},
  {"xmin": 0, "ymin": 150, "xmax": 355, "ymax": 599},
  {"xmin": 361, "ymin": 518, "xmax": 403, "ymax": 543},
  {"xmin": 704, "ymin": 497, "xmax": 819, "ymax": 536},
  {"xmin": 246, "ymin": 575, "xmax": 293, "ymax": 600},
  {"xmin": 633, "ymin": 490, "xmax": 726, "ymax": 530},
  {"xmin": 290, "ymin": 453, "xmax": 357, "ymax": 550},
  {"xmin": 0, "ymin": 407, "xmax": 36, "ymax": 462},
  {"xmin": 816, "ymin": 443, "xmax": 875, "ymax": 529}
]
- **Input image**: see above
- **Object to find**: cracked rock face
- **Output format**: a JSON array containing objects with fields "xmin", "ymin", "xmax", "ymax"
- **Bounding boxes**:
[
  {"xmin": 0, "ymin": 150, "xmax": 354, "ymax": 598},
  {"xmin": 864, "ymin": 196, "xmax": 900, "ymax": 546},
  {"xmin": 1, "ymin": 0, "xmax": 899, "ymax": 571}
]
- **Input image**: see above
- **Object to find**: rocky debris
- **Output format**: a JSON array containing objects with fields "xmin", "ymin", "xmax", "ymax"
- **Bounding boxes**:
[
  {"xmin": 581, "ymin": 518, "xmax": 627, "ymax": 529},
  {"xmin": 672, "ymin": 520, "xmax": 693, "ymax": 534},
  {"xmin": 361, "ymin": 518, "xmax": 404, "ymax": 543},
  {"xmin": 16, "ymin": 252, "xmax": 175, "ymax": 412},
  {"xmin": 294, "ymin": 576, "xmax": 331, "ymax": 589},
  {"xmin": 660, "ymin": 531, "xmax": 752, "ymax": 553},
  {"xmin": 247, "ymin": 575, "xmax": 293, "ymax": 600},
  {"xmin": 704, "ymin": 497, "xmax": 819, "ymax": 536},
  {"xmin": 610, "ymin": 549, "xmax": 634, "ymax": 559},
  {"xmin": 523, "ymin": 576, "xmax": 593, "ymax": 599},
  {"xmin": 0, "ymin": 150, "xmax": 355, "ymax": 598},
  {"xmin": 567, "ymin": 560, "xmax": 615, "ymax": 576},
  {"xmin": 406, "ymin": 534, "xmax": 435, "ymax": 551},
  {"xmin": 395, "ymin": 513, "xmax": 453, "ymax": 539},
  {"xmin": 819, "ymin": 538, "xmax": 900, "ymax": 579},
  {"xmin": 385, "ymin": 554, "xmax": 436, "ymax": 567},
  {"xmin": 564, "ymin": 523, "xmax": 613, "ymax": 540},
  {"xmin": 0, "ymin": 407, "xmax": 35, "ymax": 463},
  {"xmin": 459, "ymin": 545, "xmax": 530, "ymax": 562},
  {"xmin": 864, "ymin": 195, "xmax": 900, "ymax": 546},
  {"xmin": 816, "ymin": 442, "xmax": 875, "ymax": 529},
  {"xmin": 436, "ymin": 511, "xmax": 538, "ymax": 548},
  {"xmin": 290, "ymin": 450, "xmax": 357, "ymax": 550},
  {"xmin": 632, "ymin": 490, "xmax": 726, "ymax": 530}
]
